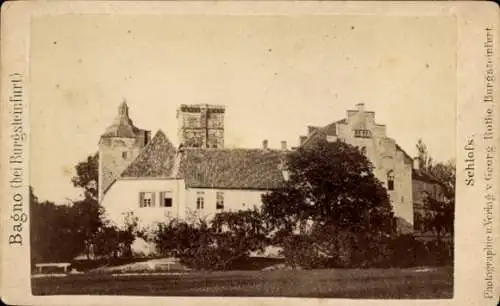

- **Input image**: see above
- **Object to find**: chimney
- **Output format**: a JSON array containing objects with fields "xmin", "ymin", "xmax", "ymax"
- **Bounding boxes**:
[
  {"xmin": 262, "ymin": 139, "xmax": 268, "ymax": 150},
  {"xmin": 299, "ymin": 136, "xmax": 307, "ymax": 146},
  {"xmin": 413, "ymin": 157, "xmax": 420, "ymax": 170},
  {"xmin": 281, "ymin": 141, "xmax": 287, "ymax": 151},
  {"xmin": 356, "ymin": 102, "xmax": 365, "ymax": 112}
]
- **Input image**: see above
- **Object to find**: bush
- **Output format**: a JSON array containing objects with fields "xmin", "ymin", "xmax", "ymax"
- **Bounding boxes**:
[
  {"xmin": 386, "ymin": 234, "xmax": 453, "ymax": 268},
  {"xmin": 154, "ymin": 209, "xmax": 270, "ymax": 270}
]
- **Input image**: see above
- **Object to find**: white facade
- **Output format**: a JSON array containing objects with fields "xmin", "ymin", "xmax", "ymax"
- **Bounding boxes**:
[
  {"xmin": 184, "ymin": 188, "xmax": 269, "ymax": 220},
  {"xmin": 101, "ymin": 178, "xmax": 186, "ymax": 229},
  {"xmin": 102, "ymin": 179, "xmax": 270, "ymax": 228}
]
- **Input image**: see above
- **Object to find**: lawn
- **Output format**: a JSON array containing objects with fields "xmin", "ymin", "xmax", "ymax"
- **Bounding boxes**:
[{"xmin": 32, "ymin": 267, "xmax": 453, "ymax": 298}]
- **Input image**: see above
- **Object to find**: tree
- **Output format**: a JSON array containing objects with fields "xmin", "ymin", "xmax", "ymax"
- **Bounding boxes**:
[
  {"xmin": 71, "ymin": 152, "xmax": 99, "ymax": 199},
  {"xmin": 70, "ymin": 152, "xmax": 137, "ymax": 259},
  {"xmin": 415, "ymin": 140, "xmax": 455, "ymax": 239},
  {"xmin": 154, "ymin": 209, "xmax": 270, "ymax": 270},
  {"xmin": 30, "ymin": 187, "xmax": 84, "ymax": 263},
  {"xmin": 262, "ymin": 139, "xmax": 395, "ymax": 268},
  {"xmin": 424, "ymin": 160, "xmax": 455, "ymax": 239},
  {"xmin": 416, "ymin": 138, "xmax": 433, "ymax": 171},
  {"xmin": 93, "ymin": 224, "xmax": 135, "ymax": 260},
  {"xmin": 414, "ymin": 140, "xmax": 455, "ymax": 265},
  {"xmin": 71, "ymin": 196, "xmax": 104, "ymax": 259},
  {"xmin": 209, "ymin": 209, "xmax": 270, "ymax": 270}
]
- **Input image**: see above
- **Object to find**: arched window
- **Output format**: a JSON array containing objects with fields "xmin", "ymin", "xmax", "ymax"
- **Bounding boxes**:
[{"xmin": 387, "ymin": 170, "xmax": 395, "ymax": 191}]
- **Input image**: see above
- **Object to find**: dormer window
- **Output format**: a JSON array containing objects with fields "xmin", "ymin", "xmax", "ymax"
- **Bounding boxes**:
[{"xmin": 354, "ymin": 129, "xmax": 372, "ymax": 138}]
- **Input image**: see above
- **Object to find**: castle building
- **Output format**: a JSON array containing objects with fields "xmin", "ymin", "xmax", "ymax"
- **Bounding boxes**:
[
  {"xmin": 100, "ymin": 101, "xmax": 430, "ymax": 236},
  {"xmin": 100, "ymin": 102, "xmax": 286, "ymax": 227},
  {"xmin": 177, "ymin": 104, "xmax": 225, "ymax": 149},
  {"xmin": 300, "ymin": 103, "xmax": 414, "ymax": 233}
]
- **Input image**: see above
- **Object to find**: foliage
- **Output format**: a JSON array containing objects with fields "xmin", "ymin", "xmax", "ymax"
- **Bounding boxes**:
[
  {"xmin": 386, "ymin": 234, "xmax": 453, "ymax": 267},
  {"xmin": 71, "ymin": 196, "xmax": 104, "ymax": 258},
  {"xmin": 154, "ymin": 209, "xmax": 270, "ymax": 270},
  {"xmin": 415, "ymin": 140, "xmax": 455, "ymax": 240},
  {"xmin": 30, "ymin": 187, "xmax": 85, "ymax": 263},
  {"xmin": 416, "ymin": 138, "xmax": 433, "ymax": 171},
  {"xmin": 262, "ymin": 139, "xmax": 395, "ymax": 268},
  {"xmin": 93, "ymin": 224, "xmax": 135, "ymax": 260},
  {"xmin": 31, "ymin": 192, "xmax": 137, "ymax": 263},
  {"xmin": 71, "ymin": 152, "xmax": 99, "ymax": 199}
]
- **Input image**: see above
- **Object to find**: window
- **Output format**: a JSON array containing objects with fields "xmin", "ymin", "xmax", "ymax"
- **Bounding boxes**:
[
  {"xmin": 361, "ymin": 146, "xmax": 367, "ymax": 155},
  {"xmin": 139, "ymin": 192, "xmax": 155, "ymax": 208},
  {"xmin": 196, "ymin": 191, "xmax": 205, "ymax": 209},
  {"xmin": 216, "ymin": 191, "xmax": 224, "ymax": 210},
  {"xmin": 196, "ymin": 197, "xmax": 204, "ymax": 209},
  {"xmin": 354, "ymin": 129, "xmax": 372, "ymax": 138},
  {"xmin": 160, "ymin": 191, "xmax": 173, "ymax": 207},
  {"xmin": 122, "ymin": 151, "xmax": 128, "ymax": 159},
  {"xmin": 387, "ymin": 171, "xmax": 395, "ymax": 191}
]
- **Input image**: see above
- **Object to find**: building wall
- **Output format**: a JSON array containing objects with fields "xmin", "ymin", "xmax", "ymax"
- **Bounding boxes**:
[
  {"xmin": 101, "ymin": 178, "xmax": 186, "ymax": 229},
  {"xmin": 184, "ymin": 188, "xmax": 269, "ymax": 220},
  {"xmin": 98, "ymin": 136, "xmax": 147, "ymax": 202},
  {"xmin": 327, "ymin": 105, "xmax": 414, "ymax": 231},
  {"xmin": 177, "ymin": 104, "xmax": 225, "ymax": 148}
]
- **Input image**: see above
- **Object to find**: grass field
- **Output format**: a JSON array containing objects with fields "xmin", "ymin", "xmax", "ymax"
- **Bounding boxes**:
[{"xmin": 32, "ymin": 267, "xmax": 453, "ymax": 298}]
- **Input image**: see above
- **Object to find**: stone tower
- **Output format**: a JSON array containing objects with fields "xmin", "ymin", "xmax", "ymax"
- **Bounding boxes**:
[
  {"xmin": 176, "ymin": 104, "xmax": 225, "ymax": 149},
  {"xmin": 98, "ymin": 101, "xmax": 151, "ymax": 202}
]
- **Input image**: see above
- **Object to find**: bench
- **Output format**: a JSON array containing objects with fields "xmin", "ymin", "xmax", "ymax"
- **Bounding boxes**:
[{"xmin": 35, "ymin": 262, "xmax": 71, "ymax": 274}]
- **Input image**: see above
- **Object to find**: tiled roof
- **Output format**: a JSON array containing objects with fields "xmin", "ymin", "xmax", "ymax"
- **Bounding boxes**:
[
  {"xmin": 121, "ymin": 130, "xmax": 177, "ymax": 178},
  {"xmin": 178, "ymin": 148, "xmax": 287, "ymax": 190},
  {"xmin": 302, "ymin": 119, "xmax": 344, "ymax": 147},
  {"xmin": 412, "ymin": 168, "xmax": 442, "ymax": 184}
]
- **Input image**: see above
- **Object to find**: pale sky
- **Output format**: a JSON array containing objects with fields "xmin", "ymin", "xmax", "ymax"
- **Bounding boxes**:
[{"xmin": 30, "ymin": 15, "xmax": 457, "ymax": 203}]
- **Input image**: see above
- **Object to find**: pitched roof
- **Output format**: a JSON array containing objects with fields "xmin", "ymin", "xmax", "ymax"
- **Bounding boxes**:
[
  {"xmin": 395, "ymin": 143, "xmax": 413, "ymax": 164},
  {"xmin": 177, "ymin": 148, "xmax": 286, "ymax": 190},
  {"xmin": 302, "ymin": 119, "xmax": 345, "ymax": 147},
  {"xmin": 412, "ymin": 168, "xmax": 442, "ymax": 185},
  {"xmin": 121, "ymin": 130, "xmax": 177, "ymax": 178}
]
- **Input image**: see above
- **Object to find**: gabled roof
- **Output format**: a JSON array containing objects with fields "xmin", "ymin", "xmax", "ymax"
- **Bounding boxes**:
[
  {"xmin": 412, "ymin": 168, "xmax": 442, "ymax": 185},
  {"xmin": 302, "ymin": 119, "xmax": 345, "ymax": 147},
  {"xmin": 177, "ymin": 148, "xmax": 286, "ymax": 190},
  {"xmin": 121, "ymin": 130, "xmax": 177, "ymax": 178},
  {"xmin": 395, "ymin": 144, "xmax": 414, "ymax": 165}
]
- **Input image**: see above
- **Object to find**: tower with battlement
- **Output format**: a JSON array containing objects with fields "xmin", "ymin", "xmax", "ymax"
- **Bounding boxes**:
[
  {"xmin": 176, "ymin": 104, "xmax": 225, "ymax": 149},
  {"xmin": 98, "ymin": 101, "xmax": 151, "ymax": 202}
]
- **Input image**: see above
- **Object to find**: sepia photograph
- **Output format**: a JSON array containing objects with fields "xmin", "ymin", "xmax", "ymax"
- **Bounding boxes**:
[
  {"xmin": 2, "ymin": 1, "xmax": 498, "ymax": 305},
  {"xmin": 26, "ymin": 12, "xmax": 456, "ymax": 298}
]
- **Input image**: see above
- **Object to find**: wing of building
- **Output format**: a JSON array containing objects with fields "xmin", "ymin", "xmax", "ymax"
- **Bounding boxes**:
[{"xmin": 298, "ymin": 103, "xmax": 414, "ymax": 233}]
